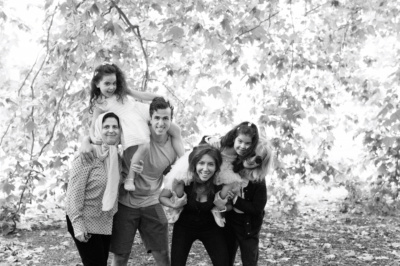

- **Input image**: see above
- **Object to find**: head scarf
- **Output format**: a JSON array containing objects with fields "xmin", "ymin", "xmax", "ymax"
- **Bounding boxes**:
[{"xmin": 93, "ymin": 112, "xmax": 121, "ymax": 211}]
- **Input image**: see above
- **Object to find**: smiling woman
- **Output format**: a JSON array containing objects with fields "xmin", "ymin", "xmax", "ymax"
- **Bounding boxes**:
[
  {"xmin": 159, "ymin": 145, "xmax": 230, "ymax": 266},
  {"xmin": 65, "ymin": 112, "xmax": 122, "ymax": 266},
  {"xmin": 196, "ymin": 154, "xmax": 217, "ymax": 182},
  {"xmin": 101, "ymin": 113, "xmax": 121, "ymax": 145}
]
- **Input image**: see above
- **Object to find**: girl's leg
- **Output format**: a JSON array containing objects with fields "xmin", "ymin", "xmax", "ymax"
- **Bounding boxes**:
[
  {"xmin": 124, "ymin": 143, "xmax": 149, "ymax": 191},
  {"xmin": 123, "ymin": 146, "xmax": 138, "ymax": 191}
]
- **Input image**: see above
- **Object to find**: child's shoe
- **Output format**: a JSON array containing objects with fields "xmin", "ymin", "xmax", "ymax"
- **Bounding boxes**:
[{"xmin": 211, "ymin": 206, "xmax": 226, "ymax": 227}]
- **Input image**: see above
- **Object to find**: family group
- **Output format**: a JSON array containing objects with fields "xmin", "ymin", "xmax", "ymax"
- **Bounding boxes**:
[{"xmin": 65, "ymin": 63, "xmax": 273, "ymax": 266}]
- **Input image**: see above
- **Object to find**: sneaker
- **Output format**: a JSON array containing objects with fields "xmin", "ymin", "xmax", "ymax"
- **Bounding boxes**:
[{"xmin": 211, "ymin": 207, "xmax": 226, "ymax": 227}]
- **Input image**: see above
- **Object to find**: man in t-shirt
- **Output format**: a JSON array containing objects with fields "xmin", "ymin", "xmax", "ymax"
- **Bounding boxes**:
[{"xmin": 110, "ymin": 97, "xmax": 179, "ymax": 266}]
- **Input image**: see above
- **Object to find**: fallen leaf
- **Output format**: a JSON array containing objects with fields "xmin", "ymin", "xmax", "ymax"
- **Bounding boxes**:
[
  {"xmin": 358, "ymin": 253, "xmax": 374, "ymax": 261},
  {"xmin": 325, "ymin": 254, "xmax": 336, "ymax": 260}
]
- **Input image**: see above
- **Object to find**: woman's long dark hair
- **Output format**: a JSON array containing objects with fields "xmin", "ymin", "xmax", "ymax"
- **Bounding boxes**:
[{"xmin": 188, "ymin": 145, "xmax": 222, "ymax": 199}]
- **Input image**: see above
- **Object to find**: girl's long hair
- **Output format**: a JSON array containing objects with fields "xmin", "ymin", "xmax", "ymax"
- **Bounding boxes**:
[
  {"xmin": 188, "ymin": 145, "xmax": 222, "ymax": 198},
  {"xmin": 241, "ymin": 138, "xmax": 274, "ymax": 183},
  {"xmin": 89, "ymin": 63, "xmax": 128, "ymax": 113}
]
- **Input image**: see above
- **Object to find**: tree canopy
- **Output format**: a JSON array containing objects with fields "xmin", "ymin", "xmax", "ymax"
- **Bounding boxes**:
[{"xmin": 0, "ymin": 0, "xmax": 399, "ymax": 233}]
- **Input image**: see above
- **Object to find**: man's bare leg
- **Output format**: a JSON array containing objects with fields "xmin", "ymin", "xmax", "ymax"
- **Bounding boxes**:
[
  {"xmin": 152, "ymin": 250, "xmax": 170, "ymax": 266},
  {"xmin": 112, "ymin": 253, "xmax": 130, "ymax": 266}
]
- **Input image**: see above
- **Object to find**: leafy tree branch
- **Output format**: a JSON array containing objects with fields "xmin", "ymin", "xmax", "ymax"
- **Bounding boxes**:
[
  {"xmin": 110, "ymin": 0, "xmax": 149, "ymax": 91},
  {"xmin": 162, "ymin": 82, "xmax": 185, "ymax": 108},
  {"xmin": 237, "ymin": 11, "xmax": 279, "ymax": 38},
  {"xmin": 304, "ymin": 2, "xmax": 326, "ymax": 16},
  {"xmin": 0, "ymin": 120, "xmax": 13, "ymax": 147}
]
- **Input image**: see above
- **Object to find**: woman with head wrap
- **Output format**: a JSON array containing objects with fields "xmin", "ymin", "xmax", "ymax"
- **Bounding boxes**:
[{"xmin": 66, "ymin": 112, "xmax": 123, "ymax": 266}]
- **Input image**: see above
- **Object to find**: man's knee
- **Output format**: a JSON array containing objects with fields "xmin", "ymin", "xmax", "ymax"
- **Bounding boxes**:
[
  {"xmin": 112, "ymin": 253, "xmax": 130, "ymax": 266},
  {"xmin": 151, "ymin": 250, "xmax": 170, "ymax": 266}
]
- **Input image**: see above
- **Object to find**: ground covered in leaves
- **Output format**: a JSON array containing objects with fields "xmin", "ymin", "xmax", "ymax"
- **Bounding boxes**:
[{"xmin": 1, "ymin": 186, "xmax": 400, "ymax": 265}]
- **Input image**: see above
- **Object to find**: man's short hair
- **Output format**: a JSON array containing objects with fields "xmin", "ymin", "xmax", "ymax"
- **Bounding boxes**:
[{"xmin": 149, "ymin": 97, "xmax": 174, "ymax": 120}]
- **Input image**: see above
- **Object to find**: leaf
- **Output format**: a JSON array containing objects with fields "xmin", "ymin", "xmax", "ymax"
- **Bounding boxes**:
[
  {"xmin": 52, "ymin": 133, "xmax": 68, "ymax": 153},
  {"xmin": 220, "ymin": 17, "xmax": 232, "ymax": 32},
  {"xmin": 91, "ymin": 3, "xmax": 100, "ymax": 15},
  {"xmin": 241, "ymin": 63, "xmax": 249, "ymax": 73},
  {"xmin": 168, "ymin": 26, "xmax": 184, "ymax": 39},
  {"xmin": 208, "ymin": 86, "xmax": 221, "ymax": 97},
  {"xmin": 325, "ymin": 254, "xmax": 336, "ymax": 260},
  {"xmin": 345, "ymin": 250, "xmax": 356, "ymax": 257},
  {"xmin": 45, "ymin": 0, "xmax": 54, "ymax": 9},
  {"xmin": 151, "ymin": 3, "xmax": 162, "ymax": 14},
  {"xmin": 221, "ymin": 90, "xmax": 232, "ymax": 104},
  {"xmin": 323, "ymin": 175, "xmax": 330, "ymax": 183},
  {"xmin": 196, "ymin": 1, "xmax": 204, "ymax": 12},
  {"xmin": 1, "ymin": 181, "xmax": 15, "ymax": 195},
  {"xmin": 25, "ymin": 120, "xmax": 36, "ymax": 132},
  {"xmin": 390, "ymin": 109, "xmax": 400, "ymax": 122},
  {"xmin": 246, "ymin": 76, "xmax": 258, "ymax": 86},
  {"xmin": 358, "ymin": 253, "xmax": 374, "ymax": 261},
  {"xmin": 1, "ymin": 222, "xmax": 13, "ymax": 236},
  {"xmin": 308, "ymin": 116, "xmax": 317, "ymax": 124},
  {"xmin": 224, "ymin": 81, "xmax": 232, "ymax": 89},
  {"xmin": 0, "ymin": 11, "xmax": 7, "ymax": 21},
  {"xmin": 382, "ymin": 137, "xmax": 395, "ymax": 148},
  {"xmin": 32, "ymin": 160, "xmax": 44, "ymax": 171},
  {"xmin": 103, "ymin": 20, "xmax": 115, "ymax": 35},
  {"xmin": 31, "ymin": 246, "xmax": 45, "ymax": 253}
]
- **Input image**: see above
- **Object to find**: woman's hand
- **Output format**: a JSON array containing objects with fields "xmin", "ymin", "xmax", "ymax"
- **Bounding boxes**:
[
  {"xmin": 206, "ymin": 137, "xmax": 221, "ymax": 149},
  {"xmin": 131, "ymin": 160, "xmax": 144, "ymax": 174},
  {"xmin": 226, "ymin": 190, "xmax": 235, "ymax": 200},
  {"xmin": 75, "ymin": 230, "xmax": 91, "ymax": 242},
  {"xmin": 227, "ymin": 190, "xmax": 239, "ymax": 204}
]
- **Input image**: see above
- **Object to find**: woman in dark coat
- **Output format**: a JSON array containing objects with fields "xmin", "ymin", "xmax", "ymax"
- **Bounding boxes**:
[{"xmin": 224, "ymin": 138, "xmax": 273, "ymax": 266}]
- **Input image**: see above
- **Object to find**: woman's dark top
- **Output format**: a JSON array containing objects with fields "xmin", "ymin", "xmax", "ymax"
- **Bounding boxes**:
[{"xmin": 175, "ymin": 182, "xmax": 220, "ymax": 230}]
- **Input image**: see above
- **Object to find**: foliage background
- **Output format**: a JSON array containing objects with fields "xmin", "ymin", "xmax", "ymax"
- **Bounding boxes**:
[{"xmin": 0, "ymin": 0, "xmax": 399, "ymax": 233}]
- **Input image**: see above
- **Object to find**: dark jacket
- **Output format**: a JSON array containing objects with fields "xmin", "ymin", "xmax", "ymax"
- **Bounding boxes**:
[{"xmin": 226, "ymin": 179, "xmax": 267, "ymax": 236}]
